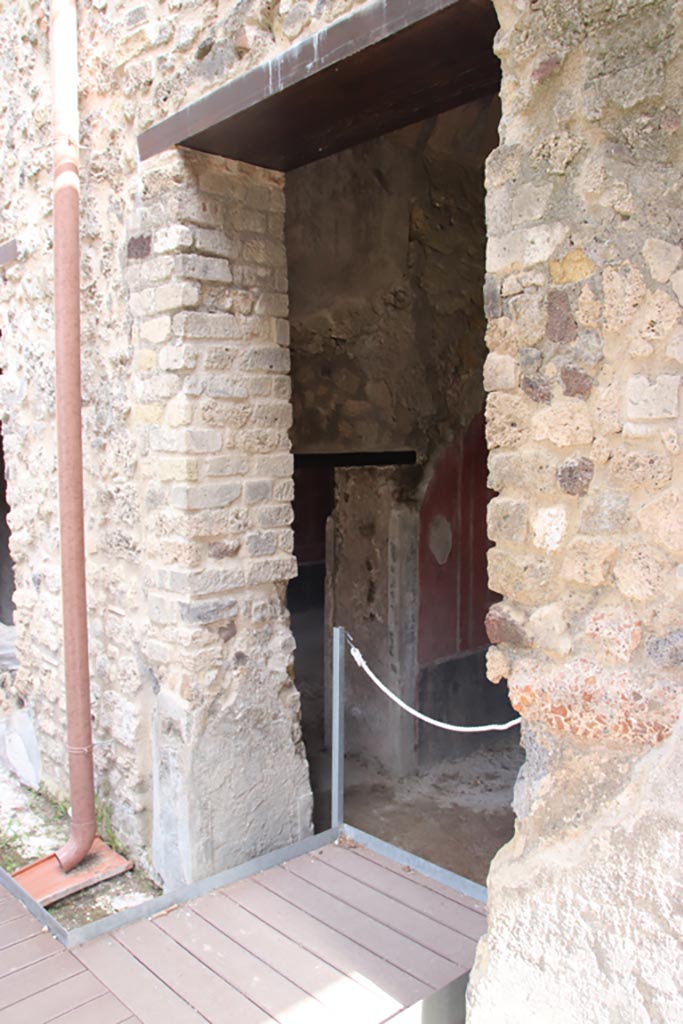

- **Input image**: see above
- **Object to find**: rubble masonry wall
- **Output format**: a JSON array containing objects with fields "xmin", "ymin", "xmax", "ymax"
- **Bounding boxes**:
[
  {"xmin": 0, "ymin": 0, "xmax": 373, "ymax": 882},
  {"xmin": 469, "ymin": 1, "xmax": 683, "ymax": 1019}
]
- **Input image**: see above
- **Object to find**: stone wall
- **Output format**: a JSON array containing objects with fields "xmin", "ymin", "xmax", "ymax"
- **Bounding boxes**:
[
  {"xmin": 329, "ymin": 467, "xmax": 418, "ymax": 774},
  {"xmin": 468, "ymin": 0, "xmax": 683, "ymax": 1019},
  {"xmin": 2, "ymin": 0, "xmax": 681, "ymax": 1001},
  {"xmin": 0, "ymin": 0, "xmax": 374, "ymax": 880},
  {"xmin": 287, "ymin": 100, "xmax": 499, "ymax": 458}
]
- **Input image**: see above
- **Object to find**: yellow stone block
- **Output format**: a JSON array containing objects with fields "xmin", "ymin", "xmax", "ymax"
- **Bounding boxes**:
[
  {"xmin": 134, "ymin": 349, "xmax": 157, "ymax": 372},
  {"xmin": 550, "ymin": 248, "xmax": 595, "ymax": 284},
  {"xmin": 132, "ymin": 404, "xmax": 164, "ymax": 425},
  {"xmin": 157, "ymin": 457, "xmax": 200, "ymax": 482},
  {"xmin": 166, "ymin": 397, "xmax": 194, "ymax": 428}
]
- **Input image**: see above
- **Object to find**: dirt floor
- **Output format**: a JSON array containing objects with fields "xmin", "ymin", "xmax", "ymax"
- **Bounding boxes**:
[{"xmin": 310, "ymin": 739, "xmax": 524, "ymax": 886}]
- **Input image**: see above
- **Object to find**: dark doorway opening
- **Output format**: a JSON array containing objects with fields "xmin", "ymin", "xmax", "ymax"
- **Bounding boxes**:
[
  {"xmin": 140, "ymin": 0, "xmax": 518, "ymax": 886},
  {"xmin": 0, "ymin": 420, "xmax": 17, "ymax": 679},
  {"xmin": 0, "ymin": 425, "xmax": 14, "ymax": 627},
  {"xmin": 288, "ymin": 461, "xmax": 334, "ymax": 770},
  {"xmin": 285, "ymin": 96, "xmax": 522, "ymax": 885}
]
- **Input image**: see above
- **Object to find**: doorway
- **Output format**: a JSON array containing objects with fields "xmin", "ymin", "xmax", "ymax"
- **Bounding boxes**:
[
  {"xmin": 0, "ymin": 424, "xmax": 14, "ymax": 629},
  {"xmin": 0, "ymin": 417, "xmax": 17, "ymax": 684},
  {"xmin": 285, "ymin": 97, "xmax": 522, "ymax": 885},
  {"xmin": 138, "ymin": 0, "xmax": 510, "ymax": 884}
]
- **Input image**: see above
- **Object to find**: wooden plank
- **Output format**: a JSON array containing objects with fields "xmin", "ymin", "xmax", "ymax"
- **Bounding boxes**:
[
  {"xmin": 0, "ymin": 971, "xmax": 106, "ymax": 1024},
  {"xmin": 315, "ymin": 846, "xmax": 486, "ymax": 941},
  {"xmin": 353, "ymin": 845, "xmax": 485, "ymax": 914},
  {"xmin": 74, "ymin": 935, "xmax": 204, "ymax": 1024},
  {"xmin": 284, "ymin": 855, "xmax": 476, "ymax": 967},
  {"xmin": 49, "ymin": 992, "xmax": 133, "ymax": 1024},
  {"xmin": 117, "ymin": 919, "xmax": 271, "ymax": 1024},
  {"xmin": 0, "ymin": 950, "xmax": 83, "ymax": 1009},
  {"xmin": 225, "ymin": 877, "xmax": 427, "ymax": 1009},
  {"xmin": 0, "ymin": 914, "xmax": 42, "ymax": 950},
  {"xmin": 0, "ymin": 933, "xmax": 61, "ymax": 979},
  {"xmin": 156, "ymin": 905, "xmax": 340, "ymax": 1024},
  {"xmin": 0, "ymin": 902, "xmax": 27, "ymax": 926},
  {"xmin": 192, "ymin": 890, "xmax": 397, "ymax": 1024},
  {"xmin": 255, "ymin": 867, "xmax": 456, "ymax": 989}
]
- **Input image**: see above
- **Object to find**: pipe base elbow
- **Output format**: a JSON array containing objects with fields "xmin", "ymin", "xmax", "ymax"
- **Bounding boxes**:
[{"xmin": 56, "ymin": 821, "xmax": 97, "ymax": 873}]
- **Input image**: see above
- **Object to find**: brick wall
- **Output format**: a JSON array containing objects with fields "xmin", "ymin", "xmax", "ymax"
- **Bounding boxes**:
[{"xmin": 125, "ymin": 149, "xmax": 311, "ymax": 885}]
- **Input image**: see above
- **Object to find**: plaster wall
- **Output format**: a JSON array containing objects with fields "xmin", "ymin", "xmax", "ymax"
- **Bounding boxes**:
[
  {"xmin": 417, "ymin": 417, "xmax": 512, "ymax": 764},
  {"xmin": 468, "ymin": 0, "xmax": 683, "ymax": 1019}
]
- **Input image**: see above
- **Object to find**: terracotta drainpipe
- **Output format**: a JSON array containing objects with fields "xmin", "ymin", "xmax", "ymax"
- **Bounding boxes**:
[{"xmin": 51, "ymin": 0, "xmax": 97, "ymax": 872}]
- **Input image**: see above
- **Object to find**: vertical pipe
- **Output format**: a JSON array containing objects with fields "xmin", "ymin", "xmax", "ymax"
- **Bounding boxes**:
[
  {"xmin": 51, "ymin": 0, "xmax": 97, "ymax": 872},
  {"xmin": 331, "ymin": 626, "xmax": 345, "ymax": 829}
]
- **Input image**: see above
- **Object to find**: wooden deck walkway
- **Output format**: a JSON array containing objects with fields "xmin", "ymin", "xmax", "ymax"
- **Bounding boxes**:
[{"xmin": 0, "ymin": 840, "xmax": 486, "ymax": 1023}]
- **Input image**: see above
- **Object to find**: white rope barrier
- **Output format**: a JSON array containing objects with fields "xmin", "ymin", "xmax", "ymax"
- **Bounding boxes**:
[{"xmin": 346, "ymin": 635, "xmax": 522, "ymax": 734}]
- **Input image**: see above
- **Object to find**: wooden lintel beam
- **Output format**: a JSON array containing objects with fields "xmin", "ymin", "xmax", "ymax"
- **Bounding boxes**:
[{"xmin": 138, "ymin": 0, "xmax": 499, "ymax": 171}]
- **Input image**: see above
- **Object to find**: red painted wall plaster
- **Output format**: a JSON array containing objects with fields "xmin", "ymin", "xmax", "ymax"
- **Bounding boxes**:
[{"xmin": 418, "ymin": 413, "xmax": 495, "ymax": 666}]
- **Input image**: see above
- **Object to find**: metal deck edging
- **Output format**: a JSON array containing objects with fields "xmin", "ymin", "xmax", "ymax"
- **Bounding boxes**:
[
  {"xmin": 0, "ymin": 866, "xmax": 70, "ymax": 944},
  {"xmin": 341, "ymin": 824, "xmax": 488, "ymax": 904},
  {"xmin": 0, "ymin": 819, "xmax": 485, "ymax": 949},
  {"xmin": 1, "ymin": 621, "xmax": 488, "ymax": 945},
  {"xmin": 0, "ymin": 826, "xmax": 340, "ymax": 948}
]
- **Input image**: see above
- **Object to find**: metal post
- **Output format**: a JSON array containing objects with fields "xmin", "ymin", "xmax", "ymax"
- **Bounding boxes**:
[{"xmin": 331, "ymin": 626, "xmax": 346, "ymax": 829}]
